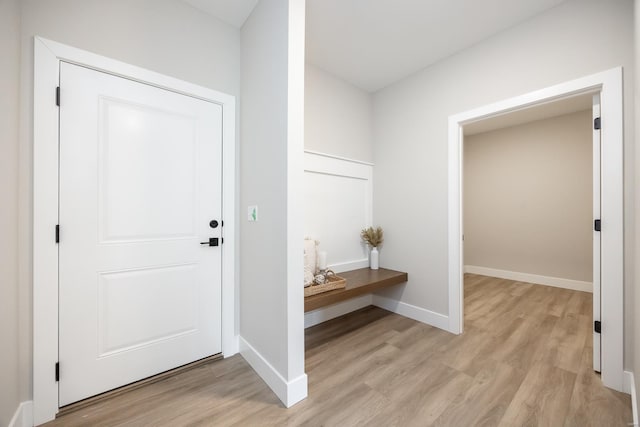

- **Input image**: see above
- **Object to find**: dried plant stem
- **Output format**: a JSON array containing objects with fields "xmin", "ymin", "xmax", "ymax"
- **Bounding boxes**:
[{"xmin": 361, "ymin": 226, "xmax": 383, "ymax": 248}]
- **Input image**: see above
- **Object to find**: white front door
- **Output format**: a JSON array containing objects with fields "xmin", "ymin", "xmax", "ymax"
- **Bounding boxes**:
[{"xmin": 58, "ymin": 62, "xmax": 223, "ymax": 406}]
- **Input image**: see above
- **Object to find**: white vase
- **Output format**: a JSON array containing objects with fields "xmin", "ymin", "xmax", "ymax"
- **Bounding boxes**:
[{"xmin": 370, "ymin": 247, "xmax": 379, "ymax": 270}]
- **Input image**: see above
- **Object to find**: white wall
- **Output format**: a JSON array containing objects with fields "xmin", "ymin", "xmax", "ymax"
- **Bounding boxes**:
[
  {"xmin": 240, "ymin": 0, "xmax": 307, "ymax": 406},
  {"xmin": 305, "ymin": 63, "xmax": 373, "ymax": 162},
  {"xmin": 372, "ymin": 0, "xmax": 634, "ymax": 363},
  {"xmin": 0, "ymin": 0, "xmax": 21, "ymax": 423},
  {"xmin": 15, "ymin": 0, "xmax": 241, "ymax": 411},
  {"xmin": 304, "ymin": 152, "xmax": 373, "ymax": 272},
  {"xmin": 464, "ymin": 110, "xmax": 593, "ymax": 283},
  {"xmin": 303, "ymin": 62, "xmax": 374, "ymax": 274},
  {"xmin": 21, "ymin": 0, "xmax": 241, "ymax": 95}
]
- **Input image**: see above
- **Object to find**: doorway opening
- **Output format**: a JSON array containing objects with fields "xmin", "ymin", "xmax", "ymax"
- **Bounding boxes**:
[
  {"xmin": 448, "ymin": 68, "xmax": 624, "ymax": 392},
  {"xmin": 462, "ymin": 94, "xmax": 598, "ymax": 381}
]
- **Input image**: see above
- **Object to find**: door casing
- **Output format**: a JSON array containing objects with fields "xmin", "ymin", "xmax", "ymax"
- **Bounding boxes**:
[
  {"xmin": 33, "ymin": 36, "xmax": 237, "ymax": 425},
  {"xmin": 447, "ymin": 67, "xmax": 624, "ymax": 392}
]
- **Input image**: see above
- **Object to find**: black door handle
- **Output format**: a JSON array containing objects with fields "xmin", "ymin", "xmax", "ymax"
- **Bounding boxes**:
[{"xmin": 200, "ymin": 238, "xmax": 219, "ymax": 247}]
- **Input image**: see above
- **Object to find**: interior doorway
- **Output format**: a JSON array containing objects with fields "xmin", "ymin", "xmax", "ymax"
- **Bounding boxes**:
[
  {"xmin": 447, "ymin": 68, "xmax": 624, "ymax": 392},
  {"xmin": 461, "ymin": 94, "xmax": 598, "ymax": 373}
]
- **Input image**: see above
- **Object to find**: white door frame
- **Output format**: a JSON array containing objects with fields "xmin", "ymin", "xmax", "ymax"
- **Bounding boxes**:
[
  {"xmin": 33, "ymin": 37, "xmax": 237, "ymax": 425},
  {"xmin": 447, "ymin": 67, "xmax": 624, "ymax": 392},
  {"xmin": 592, "ymin": 93, "xmax": 602, "ymax": 373}
]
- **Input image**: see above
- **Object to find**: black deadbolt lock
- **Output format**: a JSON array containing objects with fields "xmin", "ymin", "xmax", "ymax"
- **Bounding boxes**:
[{"xmin": 209, "ymin": 220, "xmax": 219, "ymax": 228}]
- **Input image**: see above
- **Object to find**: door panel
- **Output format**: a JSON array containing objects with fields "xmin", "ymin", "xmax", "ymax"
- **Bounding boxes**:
[
  {"xmin": 100, "ymin": 98, "xmax": 198, "ymax": 241},
  {"xmin": 97, "ymin": 264, "xmax": 199, "ymax": 357},
  {"xmin": 59, "ymin": 62, "xmax": 223, "ymax": 406}
]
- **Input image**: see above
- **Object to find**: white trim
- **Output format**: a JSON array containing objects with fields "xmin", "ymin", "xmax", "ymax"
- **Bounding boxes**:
[
  {"xmin": 8, "ymin": 401, "xmax": 33, "ymax": 427},
  {"xmin": 304, "ymin": 294, "xmax": 373, "ymax": 328},
  {"xmin": 372, "ymin": 295, "xmax": 450, "ymax": 332},
  {"xmin": 304, "ymin": 150, "xmax": 374, "ymax": 181},
  {"xmin": 33, "ymin": 37, "xmax": 61, "ymax": 426},
  {"xmin": 286, "ymin": 0, "xmax": 307, "ymax": 409},
  {"xmin": 33, "ymin": 37, "xmax": 237, "ymax": 425},
  {"xmin": 239, "ymin": 337, "xmax": 308, "ymax": 408},
  {"xmin": 625, "ymin": 370, "xmax": 634, "ymax": 394},
  {"xmin": 221, "ymin": 67, "xmax": 239, "ymax": 359},
  {"xmin": 464, "ymin": 266, "xmax": 593, "ymax": 293},
  {"xmin": 328, "ymin": 259, "xmax": 370, "ymax": 274},
  {"xmin": 448, "ymin": 67, "xmax": 625, "ymax": 392},
  {"xmin": 304, "ymin": 149, "xmax": 375, "ymax": 166},
  {"xmin": 592, "ymin": 93, "xmax": 602, "ymax": 373},
  {"xmin": 624, "ymin": 371, "xmax": 638, "ymax": 425}
]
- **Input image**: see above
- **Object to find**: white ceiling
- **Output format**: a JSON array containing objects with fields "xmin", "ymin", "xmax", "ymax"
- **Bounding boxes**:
[
  {"xmin": 182, "ymin": 0, "xmax": 258, "ymax": 27},
  {"xmin": 182, "ymin": 0, "xmax": 569, "ymax": 93},
  {"xmin": 306, "ymin": 0, "xmax": 569, "ymax": 92},
  {"xmin": 464, "ymin": 93, "xmax": 593, "ymax": 136}
]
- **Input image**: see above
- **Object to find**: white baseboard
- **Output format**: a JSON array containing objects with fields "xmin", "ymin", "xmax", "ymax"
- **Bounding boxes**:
[
  {"xmin": 625, "ymin": 370, "xmax": 638, "ymax": 426},
  {"xmin": 239, "ymin": 337, "xmax": 307, "ymax": 408},
  {"xmin": 9, "ymin": 401, "xmax": 33, "ymax": 427},
  {"xmin": 464, "ymin": 265, "xmax": 593, "ymax": 293},
  {"xmin": 624, "ymin": 370, "xmax": 633, "ymax": 394},
  {"xmin": 328, "ymin": 259, "xmax": 369, "ymax": 274},
  {"xmin": 372, "ymin": 295, "xmax": 450, "ymax": 332},
  {"xmin": 304, "ymin": 294, "xmax": 373, "ymax": 328}
]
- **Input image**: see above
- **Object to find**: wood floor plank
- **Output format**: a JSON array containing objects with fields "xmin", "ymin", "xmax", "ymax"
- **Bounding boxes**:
[
  {"xmin": 432, "ymin": 358, "xmax": 525, "ymax": 427},
  {"xmin": 563, "ymin": 346, "xmax": 632, "ymax": 427},
  {"xmin": 376, "ymin": 367, "xmax": 473, "ymax": 426},
  {"xmin": 538, "ymin": 313, "xmax": 591, "ymax": 374},
  {"xmin": 489, "ymin": 315, "xmax": 557, "ymax": 374},
  {"xmin": 499, "ymin": 362, "xmax": 576, "ymax": 427},
  {"xmin": 431, "ymin": 326, "xmax": 498, "ymax": 377},
  {"xmin": 564, "ymin": 290, "xmax": 593, "ymax": 316},
  {"xmin": 45, "ymin": 274, "xmax": 632, "ymax": 427}
]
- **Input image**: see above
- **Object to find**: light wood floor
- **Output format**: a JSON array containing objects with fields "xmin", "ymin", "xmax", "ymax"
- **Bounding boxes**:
[{"xmin": 45, "ymin": 274, "xmax": 631, "ymax": 426}]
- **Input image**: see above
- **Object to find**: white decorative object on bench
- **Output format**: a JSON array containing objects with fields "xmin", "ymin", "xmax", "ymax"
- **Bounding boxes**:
[{"xmin": 304, "ymin": 238, "xmax": 318, "ymax": 287}]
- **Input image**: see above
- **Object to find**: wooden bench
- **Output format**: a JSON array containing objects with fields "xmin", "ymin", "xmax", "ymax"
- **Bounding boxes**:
[{"xmin": 304, "ymin": 267, "xmax": 408, "ymax": 312}]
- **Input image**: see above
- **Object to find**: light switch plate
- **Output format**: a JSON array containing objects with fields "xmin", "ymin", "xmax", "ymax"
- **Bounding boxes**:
[{"xmin": 248, "ymin": 205, "xmax": 258, "ymax": 222}]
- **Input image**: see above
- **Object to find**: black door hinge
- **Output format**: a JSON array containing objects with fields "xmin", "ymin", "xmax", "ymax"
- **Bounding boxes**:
[
  {"xmin": 56, "ymin": 87, "xmax": 60, "ymax": 107},
  {"xmin": 55, "ymin": 224, "xmax": 60, "ymax": 243},
  {"xmin": 594, "ymin": 117, "xmax": 601, "ymax": 130},
  {"xmin": 55, "ymin": 362, "xmax": 60, "ymax": 382},
  {"xmin": 594, "ymin": 219, "xmax": 601, "ymax": 232},
  {"xmin": 594, "ymin": 320, "xmax": 601, "ymax": 333}
]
